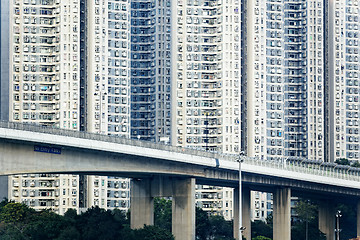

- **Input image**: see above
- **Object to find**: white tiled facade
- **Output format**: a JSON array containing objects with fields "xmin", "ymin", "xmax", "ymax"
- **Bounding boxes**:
[
  {"xmin": 7, "ymin": 0, "xmax": 130, "ymax": 214},
  {"xmin": 10, "ymin": 174, "xmax": 79, "ymax": 215},
  {"xmin": 5, "ymin": 0, "xmax": 360, "ymax": 222},
  {"xmin": 245, "ymin": 0, "xmax": 324, "ymax": 161},
  {"xmin": 242, "ymin": 0, "xmax": 360, "ymax": 221},
  {"xmin": 251, "ymin": 191, "xmax": 272, "ymax": 222},
  {"xmin": 170, "ymin": 0, "xmax": 241, "ymax": 219},
  {"xmin": 195, "ymin": 185, "xmax": 233, "ymax": 220},
  {"xmin": 87, "ymin": 0, "xmax": 131, "ymax": 136},
  {"xmin": 8, "ymin": 0, "xmax": 83, "ymax": 214},
  {"xmin": 328, "ymin": 0, "xmax": 360, "ymax": 161},
  {"xmin": 87, "ymin": 176, "xmax": 130, "ymax": 210},
  {"xmin": 244, "ymin": 0, "xmax": 360, "ymax": 164},
  {"xmin": 171, "ymin": 0, "xmax": 241, "ymax": 153}
]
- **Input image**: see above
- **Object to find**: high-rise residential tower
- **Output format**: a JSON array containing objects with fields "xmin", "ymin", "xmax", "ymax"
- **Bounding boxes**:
[
  {"xmin": 244, "ymin": 0, "xmax": 326, "ymax": 162},
  {"xmin": 129, "ymin": 0, "xmax": 241, "ymax": 218},
  {"xmin": 130, "ymin": 0, "xmax": 172, "ymax": 142},
  {"xmin": 8, "ymin": 0, "xmax": 83, "ymax": 214},
  {"xmin": 169, "ymin": 0, "xmax": 241, "ymax": 218},
  {"xmin": 171, "ymin": 0, "xmax": 241, "ymax": 154},
  {"xmin": 4, "ymin": 0, "xmax": 360, "ymax": 221},
  {"xmin": 6, "ymin": 0, "xmax": 131, "ymax": 214},
  {"xmin": 328, "ymin": 0, "xmax": 360, "ymax": 161},
  {"xmin": 243, "ymin": 0, "xmax": 360, "ymax": 164}
]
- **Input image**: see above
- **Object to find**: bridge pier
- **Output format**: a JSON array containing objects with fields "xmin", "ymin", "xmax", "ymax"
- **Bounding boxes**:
[
  {"xmin": 233, "ymin": 187, "xmax": 251, "ymax": 240},
  {"xmin": 172, "ymin": 178, "xmax": 196, "ymax": 240},
  {"xmin": 130, "ymin": 178, "xmax": 154, "ymax": 229},
  {"xmin": 130, "ymin": 177, "xmax": 196, "ymax": 239},
  {"xmin": 319, "ymin": 200, "xmax": 335, "ymax": 240},
  {"xmin": 273, "ymin": 187, "xmax": 291, "ymax": 240}
]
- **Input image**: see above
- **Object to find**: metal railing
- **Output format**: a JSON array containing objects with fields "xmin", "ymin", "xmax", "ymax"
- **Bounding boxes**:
[
  {"xmin": 0, "ymin": 121, "xmax": 229, "ymax": 160},
  {"xmin": 244, "ymin": 157, "xmax": 360, "ymax": 182},
  {"xmin": 1, "ymin": 121, "xmax": 360, "ymax": 182}
]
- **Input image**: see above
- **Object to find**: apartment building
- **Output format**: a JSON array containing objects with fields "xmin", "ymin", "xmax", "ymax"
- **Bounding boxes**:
[
  {"xmin": 171, "ymin": 0, "xmax": 241, "ymax": 154},
  {"xmin": 169, "ymin": 0, "xmax": 241, "ymax": 219},
  {"xmin": 129, "ymin": 0, "xmax": 241, "ymax": 218},
  {"xmin": 3, "ymin": 0, "xmax": 235, "ymax": 218},
  {"xmin": 241, "ymin": 0, "xmax": 360, "ymax": 221},
  {"xmin": 244, "ymin": 0, "xmax": 325, "ymax": 162},
  {"xmin": 6, "ymin": 0, "xmax": 131, "ymax": 214},
  {"xmin": 4, "ymin": 0, "xmax": 360, "ymax": 221},
  {"xmin": 130, "ymin": 0, "xmax": 172, "ymax": 142},
  {"xmin": 7, "ymin": 0, "xmax": 82, "ymax": 214},
  {"xmin": 243, "ymin": 0, "xmax": 360, "ymax": 164},
  {"xmin": 328, "ymin": 0, "xmax": 360, "ymax": 161}
]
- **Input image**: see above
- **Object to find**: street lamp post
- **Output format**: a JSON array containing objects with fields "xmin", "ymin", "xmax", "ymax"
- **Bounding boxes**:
[
  {"xmin": 237, "ymin": 151, "xmax": 245, "ymax": 240},
  {"xmin": 335, "ymin": 210, "xmax": 342, "ymax": 240}
]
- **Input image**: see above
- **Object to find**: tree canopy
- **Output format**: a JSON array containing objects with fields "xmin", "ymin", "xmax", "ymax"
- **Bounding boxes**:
[
  {"xmin": 2, "ymin": 197, "xmax": 355, "ymax": 240},
  {"xmin": 0, "ymin": 200, "xmax": 174, "ymax": 240},
  {"xmin": 0, "ymin": 198, "xmax": 235, "ymax": 240}
]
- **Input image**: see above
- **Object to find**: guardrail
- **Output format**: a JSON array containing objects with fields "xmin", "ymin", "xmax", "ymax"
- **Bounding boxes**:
[
  {"xmin": 1, "ymin": 121, "xmax": 359, "ymax": 181},
  {"xmin": 245, "ymin": 157, "xmax": 360, "ymax": 182},
  {"xmin": 0, "ymin": 121, "xmax": 230, "ymax": 160}
]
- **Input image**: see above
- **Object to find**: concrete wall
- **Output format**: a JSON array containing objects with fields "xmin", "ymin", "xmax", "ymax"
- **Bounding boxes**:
[{"xmin": 0, "ymin": 176, "xmax": 8, "ymax": 200}]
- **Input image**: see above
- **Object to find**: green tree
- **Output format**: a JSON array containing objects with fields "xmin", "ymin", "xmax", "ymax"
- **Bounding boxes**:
[
  {"xmin": 294, "ymin": 200, "xmax": 317, "ymax": 240},
  {"xmin": 252, "ymin": 236, "xmax": 272, "ymax": 240},
  {"xmin": 0, "ymin": 202, "xmax": 36, "ymax": 239},
  {"xmin": 154, "ymin": 198, "xmax": 172, "ymax": 232},
  {"xmin": 0, "ymin": 199, "xmax": 8, "ymax": 209},
  {"xmin": 0, "ymin": 201, "xmax": 177, "ymax": 240},
  {"xmin": 351, "ymin": 161, "xmax": 360, "ymax": 168},
  {"xmin": 335, "ymin": 158, "xmax": 350, "ymax": 165},
  {"xmin": 335, "ymin": 203, "xmax": 357, "ymax": 240},
  {"xmin": 75, "ymin": 206, "xmax": 123, "ymax": 240},
  {"xmin": 196, "ymin": 207, "xmax": 210, "ymax": 240},
  {"xmin": 208, "ymin": 215, "xmax": 234, "ymax": 240},
  {"xmin": 251, "ymin": 220, "xmax": 272, "ymax": 239},
  {"xmin": 133, "ymin": 225, "xmax": 174, "ymax": 240},
  {"xmin": 154, "ymin": 199, "xmax": 234, "ymax": 240},
  {"xmin": 113, "ymin": 208, "xmax": 130, "ymax": 227},
  {"xmin": 24, "ymin": 210, "xmax": 68, "ymax": 239},
  {"xmin": 55, "ymin": 226, "xmax": 81, "ymax": 240},
  {"xmin": 0, "ymin": 202, "xmax": 35, "ymax": 224},
  {"xmin": 291, "ymin": 200, "xmax": 325, "ymax": 240}
]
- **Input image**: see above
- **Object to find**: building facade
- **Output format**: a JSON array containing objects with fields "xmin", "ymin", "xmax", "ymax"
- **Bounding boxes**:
[
  {"xmin": 6, "ymin": 0, "xmax": 131, "ymax": 214},
  {"xmin": 4, "ymin": 0, "xmax": 241, "ymax": 219},
  {"xmin": 328, "ymin": 0, "xmax": 360, "ymax": 161},
  {"xmin": 242, "ymin": 0, "xmax": 360, "ymax": 164},
  {"xmin": 169, "ymin": 0, "xmax": 241, "ymax": 219},
  {"xmin": 244, "ymin": 0, "xmax": 326, "ymax": 162},
  {"xmin": 4, "ymin": 0, "xmax": 360, "ymax": 221}
]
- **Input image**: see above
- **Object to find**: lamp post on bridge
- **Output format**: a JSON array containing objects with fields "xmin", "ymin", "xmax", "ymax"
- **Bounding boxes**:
[
  {"xmin": 335, "ymin": 210, "xmax": 342, "ymax": 240},
  {"xmin": 237, "ymin": 151, "xmax": 246, "ymax": 240}
]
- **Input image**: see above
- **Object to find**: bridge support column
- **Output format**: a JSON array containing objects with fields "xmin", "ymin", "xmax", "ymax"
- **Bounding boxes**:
[
  {"xmin": 172, "ymin": 178, "xmax": 195, "ymax": 240},
  {"xmin": 130, "ymin": 178, "xmax": 154, "ymax": 229},
  {"xmin": 319, "ymin": 200, "xmax": 335, "ymax": 240},
  {"xmin": 233, "ymin": 187, "xmax": 251, "ymax": 240},
  {"xmin": 357, "ymin": 200, "xmax": 360, "ymax": 237},
  {"xmin": 273, "ymin": 187, "xmax": 291, "ymax": 240}
]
